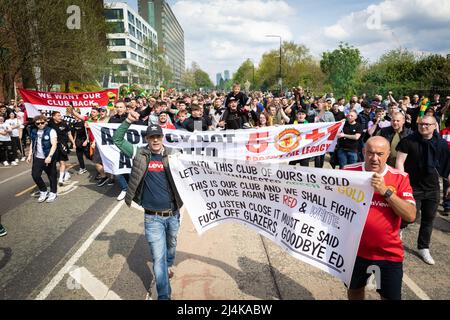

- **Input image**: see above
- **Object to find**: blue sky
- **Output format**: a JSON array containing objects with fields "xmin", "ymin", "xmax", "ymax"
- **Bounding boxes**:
[{"xmin": 106, "ymin": 0, "xmax": 450, "ymax": 83}]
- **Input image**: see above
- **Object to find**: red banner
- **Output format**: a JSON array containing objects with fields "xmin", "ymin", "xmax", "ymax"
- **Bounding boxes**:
[{"xmin": 19, "ymin": 88, "xmax": 118, "ymax": 117}]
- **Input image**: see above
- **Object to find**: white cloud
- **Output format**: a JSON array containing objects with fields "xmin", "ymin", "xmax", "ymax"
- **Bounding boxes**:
[
  {"xmin": 318, "ymin": 0, "xmax": 450, "ymax": 62},
  {"xmin": 172, "ymin": 0, "xmax": 295, "ymax": 83}
]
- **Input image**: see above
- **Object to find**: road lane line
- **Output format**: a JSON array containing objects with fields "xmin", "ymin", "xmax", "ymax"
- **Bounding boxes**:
[
  {"xmin": 403, "ymin": 273, "xmax": 431, "ymax": 300},
  {"xmin": 35, "ymin": 201, "xmax": 125, "ymax": 300},
  {"xmin": 69, "ymin": 267, "xmax": 121, "ymax": 300},
  {"xmin": 0, "ymin": 169, "xmax": 31, "ymax": 186},
  {"xmin": 15, "ymin": 185, "xmax": 36, "ymax": 197}
]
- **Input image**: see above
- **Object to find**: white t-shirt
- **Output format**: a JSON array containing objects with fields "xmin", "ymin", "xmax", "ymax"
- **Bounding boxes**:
[
  {"xmin": 0, "ymin": 123, "xmax": 11, "ymax": 142},
  {"xmin": 5, "ymin": 119, "xmax": 20, "ymax": 137},
  {"xmin": 35, "ymin": 129, "xmax": 57, "ymax": 159}
]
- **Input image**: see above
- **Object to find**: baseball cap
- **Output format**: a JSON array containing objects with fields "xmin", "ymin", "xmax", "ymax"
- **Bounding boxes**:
[
  {"xmin": 228, "ymin": 97, "xmax": 237, "ymax": 104},
  {"xmin": 146, "ymin": 124, "xmax": 163, "ymax": 137}
]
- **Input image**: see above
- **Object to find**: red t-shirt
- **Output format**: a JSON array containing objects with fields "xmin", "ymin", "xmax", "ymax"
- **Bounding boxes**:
[
  {"xmin": 344, "ymin": 163, "xmax": 416, "ymax": 262},
  {"xmin": 160, "ymin": 122, "xmax": 176, "ymax": 130},
  {"xmin": 440, "ymin": 127, "xmax": 450, "ymax": 148}
]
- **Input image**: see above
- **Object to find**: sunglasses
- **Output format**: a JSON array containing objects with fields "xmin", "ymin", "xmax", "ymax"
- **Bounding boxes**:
[{"xmin": 36, "ymin": 122, "xmax": 46, "ymax": 125}]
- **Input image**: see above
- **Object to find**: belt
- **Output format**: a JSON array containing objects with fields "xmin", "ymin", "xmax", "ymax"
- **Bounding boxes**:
[{"xmin": 145, "ymin": 209, "xmax": 174, "ymax": 217}]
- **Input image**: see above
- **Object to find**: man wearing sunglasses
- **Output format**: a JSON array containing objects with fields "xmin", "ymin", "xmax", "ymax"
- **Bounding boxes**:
[
  {"xmin": 27, "ymin": 115, "xmax": 58, "ymax": 203},
  {"xmin": 396, "ymin": 115, "xmax": 450, "ymax": 265}
]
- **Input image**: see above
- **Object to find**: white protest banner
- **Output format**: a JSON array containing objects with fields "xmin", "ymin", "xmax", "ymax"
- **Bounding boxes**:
[
  {"xmin": 19, "ymin": 88, "xmax": 118, "ymax": 117},
  {"xmin": 90, "ymin": 121, "xmax": 344, "ymax": 175},
  {"xmin": 168, "ymin": 155, "xmax": 374, "ymax": 286}
]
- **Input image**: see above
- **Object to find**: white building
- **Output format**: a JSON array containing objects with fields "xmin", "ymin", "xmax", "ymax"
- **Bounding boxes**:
[{"xmin": 104, "ymin": 2, "xmax": 158, "ymax": 89}]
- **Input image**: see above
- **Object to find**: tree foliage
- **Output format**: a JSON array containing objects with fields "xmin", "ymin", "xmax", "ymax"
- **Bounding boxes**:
[
  {"xmin": 182, "ymin": 62, "xmax": 213, "ymax": 90},
  {"xmin": 320, "ymin": 42, "xmax": 363, "ymax": 97}
]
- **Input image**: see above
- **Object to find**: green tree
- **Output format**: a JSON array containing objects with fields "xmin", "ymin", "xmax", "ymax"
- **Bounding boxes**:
[
  {"xmin": 232, "ymin": 59, "xmax": 255, "ymax": 89},
  {"xmin": 182, "ymin": 62, "xmax": 213, "ymax": 90},
  {"xmin": 320, "ymin": 42, "xmax": 363, "ymax": 98}
]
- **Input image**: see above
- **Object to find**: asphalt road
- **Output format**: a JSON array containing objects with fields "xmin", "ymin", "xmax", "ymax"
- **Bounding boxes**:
[{"xmin": 0, "ymin": 155, "xmax": 449, "ymax": 300}]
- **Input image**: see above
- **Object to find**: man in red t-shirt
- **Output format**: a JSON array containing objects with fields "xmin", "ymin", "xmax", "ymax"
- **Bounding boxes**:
[{"xmin": 344, "ymin": 136, "xmax": 416, "ymax": 300}]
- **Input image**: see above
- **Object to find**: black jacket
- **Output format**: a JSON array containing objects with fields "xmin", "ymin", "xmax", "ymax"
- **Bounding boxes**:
[{"xmin": 378, "ymin": 126, "xmax": 413, "ymax": 143}]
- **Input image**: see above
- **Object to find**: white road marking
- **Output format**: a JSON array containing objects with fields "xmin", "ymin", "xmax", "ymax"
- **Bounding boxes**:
[
  {"xmin": 58, "ymin": 181, "xmax": 79, "ymax": 196},
  {"xmin": 0, "ymin": 169, "xmax": 31, "ymax": 186},
  {"xmin": 68, "ymin": 267, "xmax": 121, "ymax": 300},
  {"xmin": 35, "ymin": 201, "xmax": 125, "ymax": 300},
  {"xmin": 403, "ymin": 273, "xmax": 431, "ymax": 300}
]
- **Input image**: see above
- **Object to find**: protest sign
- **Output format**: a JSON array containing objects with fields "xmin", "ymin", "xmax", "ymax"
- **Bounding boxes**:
[
  {"xmin": 90, "ymin": 121, "xmax": 344, "ymax": 175},
  {"xmin": 168, "ymin": 155, "xmax": 374, "ymax": 286},
  {"xmin": 19, "ymin": 88, "xmax": 118, "ymax": 118}
]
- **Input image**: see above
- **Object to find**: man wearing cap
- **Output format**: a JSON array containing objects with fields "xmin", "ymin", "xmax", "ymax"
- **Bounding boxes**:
[{"xmin": 113, "ymin": 111, "xmax": 183, "ymax": 300}]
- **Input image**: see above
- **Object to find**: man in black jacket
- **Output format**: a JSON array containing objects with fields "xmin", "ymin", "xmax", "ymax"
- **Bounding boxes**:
[{"xmin": 377, "ymin": 112, "xmax": 412, "ymax": 167}]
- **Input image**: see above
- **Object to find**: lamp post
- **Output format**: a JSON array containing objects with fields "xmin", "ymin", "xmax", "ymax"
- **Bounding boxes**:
[{"xmin": 265, "ymin": 35, "xmax": 282, "ymax": 94}]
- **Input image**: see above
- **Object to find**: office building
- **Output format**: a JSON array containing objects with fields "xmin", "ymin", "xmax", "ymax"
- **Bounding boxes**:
[
  {"xmin": 138, "ymin": 0, "xmax": 185, "ymax": 89},
  {"xmin": 104, "ymin": 2, "xmax": 158, "ymax": 89}
]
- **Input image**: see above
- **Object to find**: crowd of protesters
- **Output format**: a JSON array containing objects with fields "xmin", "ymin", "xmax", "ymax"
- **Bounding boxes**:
[{"xmin": 0, "ymin": 84, "xmax": 449, "ymax": 301}]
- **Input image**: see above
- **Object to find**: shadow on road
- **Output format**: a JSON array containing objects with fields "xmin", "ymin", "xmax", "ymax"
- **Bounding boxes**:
[{"xmin": 0, "ymin": 247, "xmax": 12, "ymax": 271}]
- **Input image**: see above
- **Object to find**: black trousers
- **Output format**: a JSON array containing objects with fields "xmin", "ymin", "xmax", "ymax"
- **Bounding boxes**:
[
  {"xmin": 289, "ymin": 158, "xmax": 311, "ymax": 167},
  {"xmin": 11, "ymin": 136, "xmax": 22, "ymax": 158},
  {"xmin": 0, "ymin": 140, "xmax": 14, "ymax": 162},
  {"xmin": 32, "ymin": 157, "xmax": 57, "ymax": 193},
  {"xmin": 314, "ymin": 155, "xmax": 325, "ymax": 168},
  {"xmin": 413, "ymin": 190, "xmax": 440, "ymax": 250},
  {"xmin": 75, "ymin": 138, "xmax": 89, "ymax": 169}
]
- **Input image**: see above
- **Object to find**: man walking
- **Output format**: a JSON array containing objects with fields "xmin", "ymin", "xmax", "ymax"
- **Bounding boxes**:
[
  {"xmin": 345, "ymin": 136, "xmax": 416, "ymax": 300},
  {"xmin": 113, "ymin": 111, "xmax": 183, "ymax": 300},
  {"xmin": 396, "ymin": 115, "xmax": 450, "ymax": 265}
]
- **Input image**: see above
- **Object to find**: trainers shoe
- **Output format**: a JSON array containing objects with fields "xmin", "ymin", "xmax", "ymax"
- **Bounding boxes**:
[
  {"xmin": 20, "ymin": 157, "xmax": 26, "ymax": 162},
  {"xmin": 97, "ymin": 176, "xmax": 109, "ymax": 187},
  {"xmin": 58, "ymin": 179, "xmax": 64, "ymax": 187},
  {"xmin": 46, "ymin": 192, "xmax": 57, "ymax": 203},
  {"xmin": 107, "ymin": 178, "xmax": 115, "ymax": 186},
  {"xmin": 117, "ymin": 190, "xmax": 127, "ymax": 201},
  {"xmin": 63, "ymin": 172, "xmax": 71, "ymax": 182},
  {"xmin": 11, "ymin": 161, "xmax": 18, "ymax": 166},
  {"xmin": 3, "ymin": 161, "xmax": 9, "ymax": 166},
  {"xmin": 94, "ymin": 174, "xmax": 102, "ymax": 180},
  {"xmin": 0, "ymin": 224, "xmax": 7, "ymax": 237},
  {"xmin": 418, "ymin": 249, "xmax": 435, "ymax": 265},
  {"xmin": 38, "ymin": 191, "xmax": 49, "ymax": 203},
  {"xmin": 78, "ymin": 168, "xmax": 87, "ymax": 175}
]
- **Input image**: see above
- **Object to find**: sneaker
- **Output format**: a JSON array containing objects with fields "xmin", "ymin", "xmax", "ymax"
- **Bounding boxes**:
[
  {"xmin": 97, "ymin": 176, "xmax": 109, "ymax": 187},
  {"xmin": 117, "ymin": 190, "xmax": 127, "ymax": 201},
  {"xmin": 3, "ymin": 161, "xmax": 9, "ymax": 166},
  {"xmin": 63, "ymin": 172, "xmax": 71, "ymax": 182},
  {"xmin": 0, "ymin": 224, "xmax": 7, "ymax": 237},
  {"xmin": 78, "ymin": 168, "xmax": 87, "ymax": 175},
  {"xmin": 107, "ymin": 178, "xmax": 115, "ymax": 186},
  {"xmin": 418, "ymin": 249, "xmax": 435, "ymax": 265},
  {"xmin": 20, "ymin": 157, "xmax": 26, "ymax": 162},
  {"xmin": 58, "ymin": 179, "xmax": 64, "ymax": 187},
  {"xmin": 94, "ymin": 174, "xmax": 102, "ymax": 180},
  {"xmin": 46, "ymin": 192, "xmax": 57, "ymax": 203},
  {"xmin": 38, "ymin": 191, "xmax": 49, "ymax": 203},
  {"xmin": 11, "ymin": 161, "xmax": 18, "ymax": 166}
]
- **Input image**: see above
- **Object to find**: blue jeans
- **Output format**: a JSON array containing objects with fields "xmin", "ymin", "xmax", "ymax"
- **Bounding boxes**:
[
  {"xmin": 144, "ymin": 211, "xmax": 180, "ymax": 300},
  {"xmin": 337, "ymin": 149, "xmax": 358, "ymax": 169},
  {"xmin": 116, "ymin": 174, "xmax": 129, "ymax": 191}
]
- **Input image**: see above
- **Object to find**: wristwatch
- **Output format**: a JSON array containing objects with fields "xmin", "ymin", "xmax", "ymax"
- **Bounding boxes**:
[{"xmin": 383, "ymin": 189, "xmax": 394, "ymax": 199}]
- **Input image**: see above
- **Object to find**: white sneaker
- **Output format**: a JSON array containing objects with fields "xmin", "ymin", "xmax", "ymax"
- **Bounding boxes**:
[
  {"xmin": 418, "ymin": 249, "xmax": 435, "ymax": 265},
  {"xmin": 38, "ymin": 191, "xmax": 49, "ymax": 203},
  {"xmin": 11, "ymin": 161, "xmax": 18, "ymax": 166},
  {"xmin": 63, "ymin": 172, "xmax": 71, "ymax": 182},
  {"xmin": 46, "ymin": 192, "xmax": 57, "ymax": 203},
  {"xmin": 20, "ymin": 157, "xmax": 26, "ymax": 162},
  {"xmin": 3, "ymin": 161, "xmax": 9, "ymax": 166},
  {"xmin": 78, "ymin": 168, "xmax": 87, "ymax": 175},
  {"xmin": 58, "ymin": 178, "xmax": 64, "ymax": 186},
  {"xmin": 117, "ymin": 190, "xmax": 127, "ymax": 201}
]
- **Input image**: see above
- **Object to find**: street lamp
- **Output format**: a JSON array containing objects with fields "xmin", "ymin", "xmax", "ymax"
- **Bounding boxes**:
[{"xmin": 265, "ymin": 35, "xmax": 282, "ymax": 93}]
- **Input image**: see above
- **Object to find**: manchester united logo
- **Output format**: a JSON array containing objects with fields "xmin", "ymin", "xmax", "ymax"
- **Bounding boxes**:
[{"xmin": 275, "ymin": 129, "xmax": 301, "ymax": 153}]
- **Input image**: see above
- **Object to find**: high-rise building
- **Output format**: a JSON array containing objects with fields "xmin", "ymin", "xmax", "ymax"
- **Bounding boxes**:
[
  {"xmin": 216, "ymin": 73, "xmax": 223, "ymax": 86},
  {"xmin": 104, "ymin": 2, "xmax": 158, "ymax": 89},
  {"xmin": 138, "ymin": 0, "xmax": 185, "ymax": 89},
  {"xmin": 224, "ymin": 70, "xmax": 231, "ymax": 81}
]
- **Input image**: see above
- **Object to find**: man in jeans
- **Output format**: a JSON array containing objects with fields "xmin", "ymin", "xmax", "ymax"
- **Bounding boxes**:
[
  {"xmin": 336, "ymin": 111, "xmax": 363, "ymax": 168},
  {"xmin": 113, "ymin": 111, "xmax": 183, "ymax": 300},
  {"xmin": 396, "ymin": 115, "xmax": 450, "ymax": 265}
]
